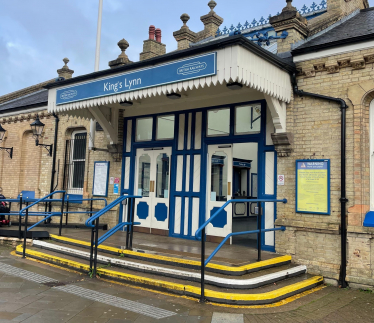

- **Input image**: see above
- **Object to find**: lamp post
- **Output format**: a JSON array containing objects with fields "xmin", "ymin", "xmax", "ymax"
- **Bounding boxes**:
[
  {"xmin": 30, "ymin": 115, "xmax": 53, "ymax": 156},
  {"xmin": 0, "ymin": 124, "xmax": 13, "ymax": 159}
]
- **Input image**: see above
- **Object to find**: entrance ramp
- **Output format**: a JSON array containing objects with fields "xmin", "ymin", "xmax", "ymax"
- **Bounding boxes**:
[{"xmin": 15, "ymin": 231, "xmax": 323, "ymax": 306}]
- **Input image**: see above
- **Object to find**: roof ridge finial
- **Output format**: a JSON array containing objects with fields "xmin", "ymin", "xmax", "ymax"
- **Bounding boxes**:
[
  {"xmin": 283, "ymin": 0, "xmax": 297, "ymax": 12},
  {"xmin": 208, "ymin": 0, "xmax": 217, "ymax": 12},
  {"xmin": 180, "ymin": 13, "xmax": 190, "ymax": 27},
  {"xmin": 117, "ymin": 38, "xmax": 129, "ymax": 58}
]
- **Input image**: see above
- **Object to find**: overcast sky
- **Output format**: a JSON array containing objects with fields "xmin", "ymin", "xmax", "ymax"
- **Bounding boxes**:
[{"xmin": 0, "ymin": 0, "xmax": 320, "ymax": 96}]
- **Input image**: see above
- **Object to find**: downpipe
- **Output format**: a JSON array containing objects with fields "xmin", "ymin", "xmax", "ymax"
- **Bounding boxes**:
[
  {"xmin": 48, "ymin": 113, "xmax": 59, "ymax": 215},
  {"xmin": 292, "ymin": 74, "xmax": 348, "ymax": 288}
]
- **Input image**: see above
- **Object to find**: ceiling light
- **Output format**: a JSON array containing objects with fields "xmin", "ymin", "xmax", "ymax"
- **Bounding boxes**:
[
  {"xmin": 166, "ymin": 93, "xmax": 181, "ymax": 100},
  {"xmin": 226, "ymin": 82, "xmax": 243, "ymax": 90}
]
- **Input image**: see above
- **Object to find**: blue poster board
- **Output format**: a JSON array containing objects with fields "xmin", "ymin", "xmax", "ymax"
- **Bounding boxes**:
[
  {"xmin": 296, "ymin": 159, "xmax": 330, "ymax": 215},
  {"xmin": 56, "ymin": 53, "xmax": 217, "ymax": 105},
  {"xmin": 92, "ymin": 161, "xmax": 110, "ymax": 197}
]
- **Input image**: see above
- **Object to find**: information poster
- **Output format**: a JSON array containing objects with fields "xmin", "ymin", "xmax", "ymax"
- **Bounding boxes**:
[
  {"xmin": 93, "ymin": 161, "xmax": 110, "ymax": 197},
  {"xmin": 296, "ymin": 160, "xmax": 330, "ymax": 215}
]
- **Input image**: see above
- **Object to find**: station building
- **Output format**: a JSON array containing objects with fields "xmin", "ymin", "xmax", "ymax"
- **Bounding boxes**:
[{"xmin": 1, "ymin": 0, "xmax": 374, "ymax": 288}]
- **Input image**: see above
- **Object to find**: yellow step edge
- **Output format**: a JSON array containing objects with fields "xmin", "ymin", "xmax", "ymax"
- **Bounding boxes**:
[
  {"xmin": 50, "ymin": 234, "xmax": 292, "ymax": 273},
  {"xmin": 17, "ymin": 245, "xmax": 323, "ymax": 303}
]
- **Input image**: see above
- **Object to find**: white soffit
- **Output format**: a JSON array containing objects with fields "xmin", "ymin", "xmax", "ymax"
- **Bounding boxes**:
[{"xmin": 48, "ymin": 45, "xmax": 292, "ymax": 119}]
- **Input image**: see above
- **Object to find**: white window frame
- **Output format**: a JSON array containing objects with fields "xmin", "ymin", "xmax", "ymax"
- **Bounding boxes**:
[
  {"xmin": 371, "ymin": 100, "xmax": 374, "ymax": 211},
  {"xmin": 68, "ymin": 130, "xmax": 87, "ymax": 195}
]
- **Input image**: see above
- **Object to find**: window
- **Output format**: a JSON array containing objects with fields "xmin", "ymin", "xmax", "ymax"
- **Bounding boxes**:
[
  {"xmin": 64, "ymin": 131, "xmax": 87, "ymax": 194},
  {"xmin": 137, "ymin": 153, "xmax": 151, "ymax": 197},
  {"xmin": 207, "ymin": 108, "xmax": 230, "ymax": 137},
  {"xmin": 235, "ymin": 104, "xmax": 261, "ymax": 134},
  {"xmin": 156, "ymin": 115, "xmax": 175, "ymax": 140},
  {"xmin": 136, "ymin": 117, "xmax": 153, "ymax": 141}
]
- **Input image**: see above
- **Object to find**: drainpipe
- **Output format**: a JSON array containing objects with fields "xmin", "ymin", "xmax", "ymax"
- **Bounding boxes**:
[
  {"xmin": 292, "ymin": 73, "xmax": 348, "ymax": 288},
  {"xmin": 48, "ymin": 113, "xmax": 59, "ymax": 214}
]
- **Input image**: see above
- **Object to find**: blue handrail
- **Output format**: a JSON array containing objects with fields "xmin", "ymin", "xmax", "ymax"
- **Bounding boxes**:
[
  {"xmin": 204, "ymin": 227, "xmax": 286, "ymax": 266},
  {"xmin": 195, "ymin": 198, "xmax": 287, "ymax": 239},
  {"xmin": 19, "ymin": 191, "xmax": 66, "ymax": 217},
  {"xmin": 66, "ymin": 198, "xmax": 108, "ymax": 207},
  {"xmin": 97, "ymin": 221, "xmax": 141, "ymax": 245},
  {"xmin": 85, "ymin": 195, "xmax": 141, "ymax": 228}
]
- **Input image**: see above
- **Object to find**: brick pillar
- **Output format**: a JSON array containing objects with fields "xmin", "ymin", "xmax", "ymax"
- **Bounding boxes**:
[
  {"xmin": 173, "ymin": 14, "xmax": 197, "ymax": 51},
  {"xmin": 140, "ymin": 26, "xmax": 166, "ymax": 61},
  {"xmin": 109, "ymin": 39, "xmax": 132, "ymax": 69},
  {"xmin": 57, "ymin": 58, "xmax": 74, "ymax": 79}
]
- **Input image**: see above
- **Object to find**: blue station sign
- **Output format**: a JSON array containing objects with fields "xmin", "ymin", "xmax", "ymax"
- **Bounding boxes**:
[{"xmin": 56, "ymin": 53, "xmax": 217, "ymax": 105}]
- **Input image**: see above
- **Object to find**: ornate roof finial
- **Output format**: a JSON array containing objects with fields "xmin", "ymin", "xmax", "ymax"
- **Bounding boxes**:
[
  {"xmin": 180, "ymin": 13, "xmax": 190, "ymax": 27},
  {"xmin": 57, "ymin": 58, "xmax": 74, "ymax": 79},
  {"xmin": 63, "ymin": 58, "xmax": 69, "ymax": 66},
  {"xmin": 208, "ymin": 0, "xmax": 217, "ymax": 12},
  {"xmin": 117, "ymin": 39, "xmax": 129, "ymax": 58},
  {"xmin": 283, "ymin": 0, "xmax": 297, "ymax": 12}
]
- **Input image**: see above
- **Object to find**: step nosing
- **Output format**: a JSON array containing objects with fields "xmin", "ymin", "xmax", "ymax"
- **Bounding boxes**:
[{"xmin": 17, "ymin": 244, "xmax": 324, "ymax": 305}]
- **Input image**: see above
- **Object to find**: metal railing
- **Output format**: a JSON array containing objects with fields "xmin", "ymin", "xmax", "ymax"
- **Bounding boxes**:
[
  {"xmin": 85, "ymin": 195, "xmax": 141, "ymax": 278},
  {"xmin": 20, "ymin": 190, "xmax": 66, "ymax": 258},
  {"xmin": 64, "ymin": 197, "xmax": 107, "ymax": 225},
  {"xmin": 195, "ymin": 198, "xmax": 287, "ymax": 303}
]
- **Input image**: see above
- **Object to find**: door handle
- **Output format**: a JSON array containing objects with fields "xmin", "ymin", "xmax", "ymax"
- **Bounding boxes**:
[
  {"xmin": 228, "ymin": 182, "xmax": 231, "ymax": 196},
  {"xmin": 150, "ymin": 181, "xmax": 155, "ymax": 193}
]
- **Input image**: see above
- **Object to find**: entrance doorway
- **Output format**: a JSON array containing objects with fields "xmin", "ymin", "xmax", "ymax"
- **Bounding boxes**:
[
  {"xmin": 206, "ymin": 145, "xmax": 233, "ymax": 238},
  {"xmin": 134, "ymin": 147, "xmax": 171, "ymax": 233}
]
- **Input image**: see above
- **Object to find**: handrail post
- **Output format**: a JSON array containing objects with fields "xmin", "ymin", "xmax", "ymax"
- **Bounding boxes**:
[
  {"xmin": 22, "ymin": 207, "xmax": 29, "ymax": 258},
  {"xmin": 89, "ymin": 219, "xmax": 95, "ymax": 270},
  {"xmin": 18, "ymin": 194, "xmax": 23, "ymax": 239},
  {"xmin": 129, "ymin": 198, "xmax": 135, "ymax": 250},
  {"xmin": 59, "ymin": 192, "xmax": 65, "ymax": 236},
  {"xmin": 125, "ymin": 199, "xmax": 130, "ymax": 250},
  {"xmin": 257, "ymin": 202, "xmax": 262, "ymax": 262},
  {"xmin": 8, "ymin": 202, "xmax": 11, "ymax": 222},
  {"xmin": 200, "ymin": 227, "xmax": 206, "ymax": 303},
  {"xmin": 65, "ymin": 196, "xmax": 69, "ymax": 225},
  {"xmin": 93, "ymin": 217, "xmax": 100, "ymax": 278}
]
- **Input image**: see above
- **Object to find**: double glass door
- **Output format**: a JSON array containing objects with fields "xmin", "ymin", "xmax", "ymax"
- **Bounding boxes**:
[{"xmin": 134, "ymin": 147, "xmax": 171, "ymax": 231}]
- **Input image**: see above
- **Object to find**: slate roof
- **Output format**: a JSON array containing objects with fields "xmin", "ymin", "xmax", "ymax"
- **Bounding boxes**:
[
  {"xmin": 293, "ymin": 8, "xmax": 374, "ymax": 54},
  {"xmin": 0, "ymin": 90, "xmax": 48, "ymax": 113}
]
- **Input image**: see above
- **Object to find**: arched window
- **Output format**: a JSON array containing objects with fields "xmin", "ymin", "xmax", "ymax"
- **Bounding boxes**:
[{"xmin": 370, "ymin": 100, "xmax": 374, "ymax": 210}]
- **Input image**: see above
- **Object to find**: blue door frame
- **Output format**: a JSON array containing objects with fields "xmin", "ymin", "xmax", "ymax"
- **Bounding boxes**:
[{"xmin": 120, "ymin": 99, "xmax": 277, "ymax": 251}]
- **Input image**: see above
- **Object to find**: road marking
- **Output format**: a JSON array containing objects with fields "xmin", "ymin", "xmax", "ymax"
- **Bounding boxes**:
[
  {"xmin": 55, "ymin": 284, "xmax": 176, "ymax": 319},
  {"xmin": 211, "ymin": 313, "xmax": 244, "ymax": 323},
  {"xmin": 0, "ymin": 261, "xmax": 176, "ymax": 320}
]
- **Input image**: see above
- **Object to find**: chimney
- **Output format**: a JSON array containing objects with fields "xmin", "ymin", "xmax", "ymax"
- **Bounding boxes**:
[
  {"xmin": 269, "ymin": 0, "xmax": 309, "ymax": 53},
  {"xmin": 173, "ymin": 14, "xmax": 197, "ymax": 50},
  {"xmin": 327, "ymin": 0, "xmax": 368, "ymax": 16},
  {"xmin": 199, "ymin": 1, "xmax": 224, "ymax": 39},
  {"xmin": 57, "ymin": 58, "xmax": 74, "ymax": 79},
  {"xmin": 109, "ymin": 38, "xmax": 132, "ymax": 69},
  {"xmin": 139, "ymin": 26, "xmax": 166, "ymax": 61}
]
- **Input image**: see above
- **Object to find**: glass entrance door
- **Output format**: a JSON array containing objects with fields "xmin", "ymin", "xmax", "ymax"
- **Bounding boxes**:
[
  {"xmin": 206, "ymin": 145, "xmax": 233, "ymax": 238},
  {"xmin": 134, "ymin": 148, "xmax": 171, "ymax": 232}
]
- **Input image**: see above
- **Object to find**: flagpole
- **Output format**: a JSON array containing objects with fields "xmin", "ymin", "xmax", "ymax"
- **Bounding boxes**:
[{"xmin": 89, "ymin": 0, "xmax": 103, "ymax": 150}]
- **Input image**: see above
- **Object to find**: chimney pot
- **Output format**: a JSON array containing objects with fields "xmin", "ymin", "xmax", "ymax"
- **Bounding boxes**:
[
  {"xmin": 155, "ymin": 28, "xmax": 162, "ymax": 42},
  {"xmin": 149, "ymin": 25, "xmax": 156, "ymax": 40}
]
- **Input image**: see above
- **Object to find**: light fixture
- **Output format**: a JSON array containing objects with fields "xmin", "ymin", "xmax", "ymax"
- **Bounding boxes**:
[
  {"xmin": 166, "ymin": 93, "xmax": 181, "ymax": 100},
  {"xmin": 30, "ymin": 115, "xmax": 53, "ymax": 156},
  {"xmin": 120, "ymin": 100, "xmax": 133, "ymax": 107},
  {"xmin": 226, "ymin": 82, "xmax": 243, "ymax": 90},
  {"xmin": 0, "ymin": 124, "xmax": 13, "ymax": 159}
]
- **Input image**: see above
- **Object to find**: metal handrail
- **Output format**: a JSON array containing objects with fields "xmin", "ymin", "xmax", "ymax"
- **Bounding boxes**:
[
  {"xmin": 194, "ymin": 198, "xmax": 287, "ymax": 239},
  {"xmin": 196, "ymin": 198, "xmax": 288, "ymax": 303},
  {"xmin": 19, "ymin": 191, "xmax": 66, "ymax": 216},
  {"xmin": 86, "ymin": 195, "xmax": 142, "ymax": 278},
  {"xmin": 205, "ymin": 227, "xmax": 286, "ymax": 267},
  {"xmin": 85, "ymin": 195, "xmax": 141, "ymax": 228}
]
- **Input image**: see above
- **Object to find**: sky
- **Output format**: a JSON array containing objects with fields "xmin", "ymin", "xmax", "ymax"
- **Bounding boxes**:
[{"xmin": 0, "ymin": 0, "xmax": 320, "ymax": 96}]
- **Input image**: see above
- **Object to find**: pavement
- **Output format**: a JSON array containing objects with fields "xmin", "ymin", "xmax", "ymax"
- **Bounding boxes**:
[{"xmin": 0, "ymin": 244, "xmax": 372, "ymax": 322}]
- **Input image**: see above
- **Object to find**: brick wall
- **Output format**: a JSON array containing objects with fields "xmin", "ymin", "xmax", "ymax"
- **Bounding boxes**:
[{"xmin": 275, "ymin": 47, "xmax": 374, "ymax": 285}]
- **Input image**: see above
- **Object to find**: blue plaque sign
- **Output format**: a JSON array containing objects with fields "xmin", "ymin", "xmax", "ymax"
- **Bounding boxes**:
[{"xmin": 56, "ymin": 53, "xmax": 217, "ymax": 105}]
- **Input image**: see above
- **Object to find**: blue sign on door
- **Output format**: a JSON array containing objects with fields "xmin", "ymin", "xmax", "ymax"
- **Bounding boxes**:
[{"xmin": 56, "ymin": 53, "xmax": 217, "ymax": 105}]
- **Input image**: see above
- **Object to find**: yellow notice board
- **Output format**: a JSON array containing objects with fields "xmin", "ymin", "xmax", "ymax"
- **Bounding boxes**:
[{"xmin": 296, "ymin": 160, "xmax": 330, "ymax": 215}]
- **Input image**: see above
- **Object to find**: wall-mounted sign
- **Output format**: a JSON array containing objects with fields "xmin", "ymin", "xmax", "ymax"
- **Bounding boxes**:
[
  {"xmin": 113, "ymin": 184, "xmax": 119, "ymax": 195},
  {"xmin": 114, "ymin": 177, "xmax": 120, "ymax": 184},
  {"xmin": 278, "ymin": 175, "xmax": 285, "ymax": 186},
  {"xmin": 110, "ymin": 177, "xmax": 114, "ymax": 185},
  {"xmin": 296, "ymin": 159, "xmax": 330, "ymax": 215},
  {"xmin": 56, "ymin": 53, "xmax": 217, "ymax": 105},
  {"xmin": 93, "ymin": 161, "xmax": 110, "ymax": 197}
]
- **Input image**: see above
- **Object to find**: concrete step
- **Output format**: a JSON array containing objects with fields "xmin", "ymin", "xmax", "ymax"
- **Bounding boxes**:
[
  {"xmin": 16, "ymin": 243, "xmax": 324, "ymax": 305},
  {"xmin": 33, "ymin": 240, "xmax": 307, "ymax": 289},
  {"xmin": 49, "ymin": 234, "xmax": 292, "ymax": 276}
]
